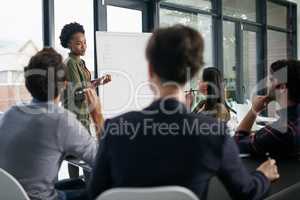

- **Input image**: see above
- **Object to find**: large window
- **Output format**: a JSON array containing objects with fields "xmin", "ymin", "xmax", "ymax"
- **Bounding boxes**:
[
  {"xmin": 223, "ymin": 21, "xmax": 237, "ymax": 101},
  {"xmin": 160, "ymin": 8, "xmax": 213, "ymax": 100},
  {"xmin": 267, "ymin": 30, "xmax": 288, "ymax": 117},
  {"xmin": 267, "ymin": 1, "xmax": 292, "ymax": 73},
  {"xmin": 267, "ymin": 1, "xmax": 294, "ymax": 65},
  {"xmin": 267, "ymin": 30, "xmax": 288, "ymax": 67},
  {"xmin": 0, "ymin": 0, "xmax": 42, "ymax": 111},
  {"xmin": 159, "ymin": 3, "xmax": 213, "ymax": 109},
  {"xmin": 267, "ymin": 1, "xmax": 288, "ymax": 29},
  {"xmin": 266, "ymin": 1, "xmax": 294, "ymax": 116},
  {"xmin": 159, "ymin": 0, "xmax": 297, "ymax": 105},
  {"xmin": 223, "ymin": 0, "xmax": 256, "ymax": 21},
  {"xmin": 0, "ymin": 0, "xmax": 297, "ymax": 112},
  {"xmin": 242, "ymin": 30, "xmax": 257, "ymax": 101},
  {"xmin": 160, "ymin": 9, "xmax": 213, "ymax": 68},
  {"xmin": 54, "ymin": 0, "xmax": 95, "ymax": 76},
  {"xmin": 107, "ymin": 5, "xmax": 143, "ymax": 33},
  {"xmin": 162, "ymin": 0, "xmax": 211, "ymax": 11}
]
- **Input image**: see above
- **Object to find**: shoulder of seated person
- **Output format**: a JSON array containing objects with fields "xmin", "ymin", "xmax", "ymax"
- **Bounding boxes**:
[
  {"xmin": 215, "ymin": 103, "xmax": 227, "ymax": 110},
  {"xmin": 58, "ymin": 107, "xmax": 77, "ymax": 120},
  {"xmin": 104, "ymin": 111, "xmax": 144, "ymax": 124},
  {"xmin": 189, "ymin": 111, "xmax": 224, "ymax": 125}
]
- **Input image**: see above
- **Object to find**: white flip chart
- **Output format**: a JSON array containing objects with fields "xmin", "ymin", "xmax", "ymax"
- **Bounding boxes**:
[{"xmin": 96, "ymin": 32, "xmax": 154, "ymax": 118}]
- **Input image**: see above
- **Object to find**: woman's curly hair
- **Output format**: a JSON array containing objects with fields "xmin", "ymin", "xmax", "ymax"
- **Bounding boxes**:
[{"xmin": 59, "ymin": 22, "xmax": 85, "ymax": 48}]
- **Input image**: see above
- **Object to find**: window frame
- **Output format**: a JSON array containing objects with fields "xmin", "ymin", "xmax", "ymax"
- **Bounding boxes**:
[
  {"xmin": 40, "ymin": 0, "xmax": 297, "ymax": 101},
  {"xmin": 158, "ymin": 0, "xmax": 297, "ymax": 103}
]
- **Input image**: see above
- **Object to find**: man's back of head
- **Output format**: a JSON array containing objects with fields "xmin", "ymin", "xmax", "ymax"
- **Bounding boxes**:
[{"xmin": 24, "ymin": 47, "xmax": 66, "ymax": 102}]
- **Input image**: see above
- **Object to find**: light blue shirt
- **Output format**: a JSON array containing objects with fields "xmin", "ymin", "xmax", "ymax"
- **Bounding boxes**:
[{"xmin": 0, "ymin": 100, "xmax": 98, "ymax": 200}]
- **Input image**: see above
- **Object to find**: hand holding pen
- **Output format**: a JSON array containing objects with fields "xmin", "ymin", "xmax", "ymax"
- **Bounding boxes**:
[
  {"xmin": 91, "ymin": 74, "xmax": 112, "ymax": 88},
  {"xmin": 257, "ymin": 152, "xmax": 280, "ymax": 182},
  {"xmin": 75, "ymin": 74, "xmax": 112, "ymax": 96}
]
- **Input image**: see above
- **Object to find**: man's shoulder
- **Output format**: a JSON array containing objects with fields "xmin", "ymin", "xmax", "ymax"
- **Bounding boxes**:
[
  {"xmin": 55, "ymin": 105, "xmax": 78, "ymax": 123},
  {"xmin": 187, "ymin": 112, "xmax": 226, "ymax": 126},
  {"xmin": 0, "ymin": 103, "xmax": 76, "ymax": 129},
  {"xmin": 104, "ymin": 111, "xmax": 228, "ymax": 138},
  {"xmin": 104, "ymin": 111, "xmax": 143, "ymax": 125}
]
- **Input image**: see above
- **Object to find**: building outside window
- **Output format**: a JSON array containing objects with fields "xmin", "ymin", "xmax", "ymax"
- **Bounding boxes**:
[{"xmin": 0, "ymin": 0, "xmax": 42, "ymax": 112}]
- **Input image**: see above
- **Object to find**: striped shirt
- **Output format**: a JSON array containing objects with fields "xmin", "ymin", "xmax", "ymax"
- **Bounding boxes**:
[{"xmin": 235, "ymin": 104, "xmax": 300, "ymax": 158}]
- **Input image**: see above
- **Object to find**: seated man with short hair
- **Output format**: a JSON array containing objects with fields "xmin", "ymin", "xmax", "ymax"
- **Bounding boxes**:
[
  {"xmin": 0, "ymin": 48, "xmax": 99, "ymax": 200},
  {"xmin": 88, "ymin": 25, "xmax": 279, "ymax": 200},
  {"xmin": 235, "ymin": 60, "xmax": 300, "ymax": 158}
]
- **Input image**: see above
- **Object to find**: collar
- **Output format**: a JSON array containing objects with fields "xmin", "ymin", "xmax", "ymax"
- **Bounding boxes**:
[
  {"xmin": 144, "ymin": 97, "xmax": 188, "ymax": 114},
  {"xmin": 69, "ymin": 53, "xmax": 81, "ymax": 62},
  {"xmin": 31, "ymin": 98, "xmax": 57, "ymax": 107}
]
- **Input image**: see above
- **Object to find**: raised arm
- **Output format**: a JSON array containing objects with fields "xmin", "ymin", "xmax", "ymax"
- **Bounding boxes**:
[
  {"xmin": 218, "ymin": 136, "xmax": 279, "ymax": 200},
  {"xmin": 236, "ymin": 96, "xmax": 270, "ymax": 133}
]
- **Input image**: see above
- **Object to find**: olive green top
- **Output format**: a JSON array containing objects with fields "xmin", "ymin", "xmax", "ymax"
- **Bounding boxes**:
[{"xmin": 63, "ymin": 53, "xmax": 92, "ymax": 133}]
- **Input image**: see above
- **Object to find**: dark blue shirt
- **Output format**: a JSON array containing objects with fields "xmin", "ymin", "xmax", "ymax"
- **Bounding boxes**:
[{"xmin": 89, "ymin": 98, "xmax": 270, "ymax": 200}]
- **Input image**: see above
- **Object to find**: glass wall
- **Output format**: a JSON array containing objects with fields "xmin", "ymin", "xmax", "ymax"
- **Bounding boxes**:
[{"xmin": 0, "ymin": 0, "xmax": 42, "ymax": 111}]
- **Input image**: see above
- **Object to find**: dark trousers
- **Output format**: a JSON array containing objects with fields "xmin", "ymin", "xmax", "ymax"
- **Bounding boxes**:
[{"xmin": 55, "ymin": 178, "xmax": 88, "ymax": 200}]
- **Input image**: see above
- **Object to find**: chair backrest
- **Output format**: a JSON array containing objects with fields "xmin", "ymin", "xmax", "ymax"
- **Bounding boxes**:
[
  {"xmin": 97, "ymin": 186, "xmax": 199, "ymax": 200},
  {"xmin": 0, "ymin": 168, "xmax": 30, "ymax": 200},
  {"xmin": 265, "ymin": 182, "xmax": 300, "ymax": 200}
]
